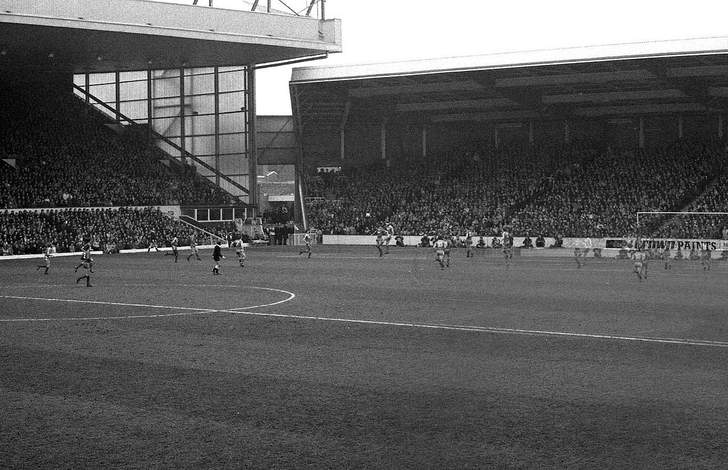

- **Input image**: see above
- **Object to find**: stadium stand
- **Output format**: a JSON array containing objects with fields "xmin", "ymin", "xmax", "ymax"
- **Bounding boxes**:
[
  {"xmin": 0, "ymin": 207, "xmax": 210, "ymax": 255},
  {"xmin": 305, "ymin": 143, "xmax": 587, "ymax": 237},
  {"xmin": 0, "ymin": 85, "xmax": 233, "ymax": 209},
  {"xmin": 652, "ymin": 148, "xmax": 728, "ymax": 239},
  {"xmin": 304, "ymin": 141, "xmax": 728, "ymax": 239}
]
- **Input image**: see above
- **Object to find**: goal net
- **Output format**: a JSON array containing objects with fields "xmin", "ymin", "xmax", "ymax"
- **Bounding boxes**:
[{"xmin": 292, "ymin": 232, "xmax": 318, "ymax": 246}]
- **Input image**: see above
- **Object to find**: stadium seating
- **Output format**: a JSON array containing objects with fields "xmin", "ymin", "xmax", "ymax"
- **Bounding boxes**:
[
  {"xmin": 304, "ymin": 141, "xmax": 728, "ymax": 239},
  {"xmin": 0, "ymin": 207, "xmax": 209, "ymax": 255},
  {"xmin": 0, "ymin": 87, "xmax": 233, "ymax": 209}
]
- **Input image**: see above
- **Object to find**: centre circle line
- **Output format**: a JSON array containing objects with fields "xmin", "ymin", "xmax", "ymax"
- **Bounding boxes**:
[{"xmin": 0, "ymin": 285, "xmax": 296, "ymax": 322}]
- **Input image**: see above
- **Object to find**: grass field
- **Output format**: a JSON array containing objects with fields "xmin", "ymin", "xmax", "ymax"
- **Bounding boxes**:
[{"xmin": 1, "ymin": 245, "xmax": 728, "ymax": 469}]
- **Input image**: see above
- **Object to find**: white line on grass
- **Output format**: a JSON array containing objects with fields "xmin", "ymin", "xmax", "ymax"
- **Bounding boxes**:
[
  {"xmin": 0, "ymin": 295, "xmax": 216, "ymax": 312},
  {"xmin": 6, "ymin": 292, "xmax": 728, "ymax": 348},
  {"xmin": 223, "ymin": 310, "xmax": 728, "ymax": 349},
  {"xmin": 3, "ymin": 289, "xmax": 728, "ymax": 349},
  {"xmin": 0, "ymin": 286, "xmax": 296, "ymax": 322},
  {"xmin": 0, "ymin": 310, "xmax": 215, "ymax": 322}
]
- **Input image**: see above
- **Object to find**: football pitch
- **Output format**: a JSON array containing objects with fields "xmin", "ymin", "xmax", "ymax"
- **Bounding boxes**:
[{"xmin": 1, "ymin": 246, "xmax": 727, "ymax": 468}]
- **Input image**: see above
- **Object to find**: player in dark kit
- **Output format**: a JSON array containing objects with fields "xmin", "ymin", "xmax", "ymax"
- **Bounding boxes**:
[
  {"xmin": 147, "ymin": 230, "xmax": 160, "ymax": 253},
  {"xmin": 701, "ymin": 247, "xmax": 712, "ymax": 271},
  {"xmin": 74, "ymin": 243, "xmax": 94, "ymax": 273},
  {"xmin": 212, "ymin": 241, "xmax": 224, "ymax": 275},
  {"xmin": 75, "ymin": 247, "xmax": 94, "ymax": 287}
]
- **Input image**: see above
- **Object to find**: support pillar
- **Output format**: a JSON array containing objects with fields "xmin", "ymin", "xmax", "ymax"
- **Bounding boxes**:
[
  {"xmin": 678, "ymin": 115, "xmax": 684, "ymax": 140},
  {"xmin": 719, "ymin": 115, "xmax": 724, "ymax": 140},
  {"xmin": 339, "ymin": 128, "xmax": 345, "ymax": 161},
  {"xmin": 84, "ymin": 73, "xmax": 90, "ymax": 115},
  {"xmin": 247, "ymin": 65, "xmax": 258, "ymax": 209},
  {"xmin": 494, "ymin": 127, "xmax": 500, "ymax": 149},
  {"xmin": 179, "ymin": 67, "xmax": 186, "ymax": 162},
  {"xmin": 146, "ymin": 68, "xmax": 153, "ymax": 148},
  {"xmin": 213, "ymin": 66, "xmax": 220, "ymax": 187},
  {"xmin": 638, "ymin": 116, "xmax": 645, "ymax": 149},
  {"xmin": 115, "ymin": 71, "xmax": 121, "ymax": 123},
  {"xmin": 528, "ymin": 121, "xmax": 534, "ymax": 145},
  {"xmin": 421, "ymin": 125, "xmax": 427, "ymax": 159},
  {"xmin": 380, "ymin": 120, "xmax": 387, "ymax": 161},
  {"xmin": 564, "ymin": 119, "xmax": 570, "ymax": 144}
]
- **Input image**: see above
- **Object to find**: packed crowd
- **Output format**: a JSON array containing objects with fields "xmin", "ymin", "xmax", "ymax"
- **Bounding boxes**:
[
  {"xmin": 0, "ymin": 87, "xmax": 233, "ymax": 208},
  {"xmin": 305, "ymin": 145, "xmax": 578, "ymax": 237},
  {"xmin": 305, "ymin": 141, "xmax": 728, "ymax": 240},
  {"xmin": 653, "ymin": 165, "xmax": 728, "ymax": 239},
  {"xmin": 0, "ymin": 207, "xmax": 208, "ymax": 255},
  {"xmin": 511, "ymin": 141, "xmax": 727, "ymax": 238}
]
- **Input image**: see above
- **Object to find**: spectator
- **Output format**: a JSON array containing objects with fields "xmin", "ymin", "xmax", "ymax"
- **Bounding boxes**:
[
  {"xmin": 0, "ymin": 88, "xmax": 234, "ymax": 209},
  {"xmin": 0, "ymin": 207, "xmax": 210, "ymax": 254}
]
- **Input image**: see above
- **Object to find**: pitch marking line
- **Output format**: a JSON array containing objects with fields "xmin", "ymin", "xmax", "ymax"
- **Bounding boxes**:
[
  {"xmin": 217, "ymin": 311, "xmax": 728, "ymax": 349},
  {"xmin": 3, "ymin": 291, "xmax": 728, "ymax": 348},
  {"xmin": 0, "ymin": 286, "xmax": 295, "ymax": 322}
]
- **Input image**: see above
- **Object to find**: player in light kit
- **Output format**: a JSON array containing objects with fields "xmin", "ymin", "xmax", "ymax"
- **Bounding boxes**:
[
  {"xmin": 233, "ymin": 238, "xmax": 247, "ymax": 267},
  {"xmin": 165, "ymin": 236, "xmax": 179, "ymax": 262},
  {"xmin": 574, "ymin": 238, "xmax": 592, "ymax": 268},
  {"xmin": 465, "ymin": 230, "xmax": 475, "ymax": 258},
  {"xmin": 443, "ymin": 235, "xmax": 453, "ymax": 268},
  {"xmin": 36, "ymin": 243, "xmax": 54, "ymax": 274},
  {"xmin": 74, "ymin": 242, "xmax": 94, "ymax": 273},
  {"xmin": 375, "ymin": 227, "xmax": 386, "ymax": 257},
  {"xmin": 299, "ymin": 232, "xmax": 312, "ymax": 258},
  {"xmin": 631, "ymin": 248, "xmax": 647, "ymax": 281},
  {"xmin": 212, "ymin": 240, "xmax": 224, "ymax": 275},
  {"xmin": 502, "ymin": 229, "xmax": 514, "ymax": 268},
  {"xmin": 384, "ymin": 222, "xmax": 394, "ymax": 254},
  {"xmin": 187, "ymin": 234, "xmax": 202, "ymax": 262},
  {"xmin": 433, "ymin": 235, "xmax": 447, "ymax": 270}
]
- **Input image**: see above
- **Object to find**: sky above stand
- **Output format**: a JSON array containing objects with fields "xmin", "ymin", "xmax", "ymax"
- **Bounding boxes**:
[{"xmin": 153, "ymin": 0, "xmax": 728, "ymax": 115}]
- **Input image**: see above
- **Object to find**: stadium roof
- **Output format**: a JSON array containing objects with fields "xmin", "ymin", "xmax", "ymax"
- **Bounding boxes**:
[
  {"xmin": 290, "ymin": 36, "xmax": 728, "ymax": 128},
  {"xmin": 0, "ymin": 0, "xmax": 341, "ymax": 73}
]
